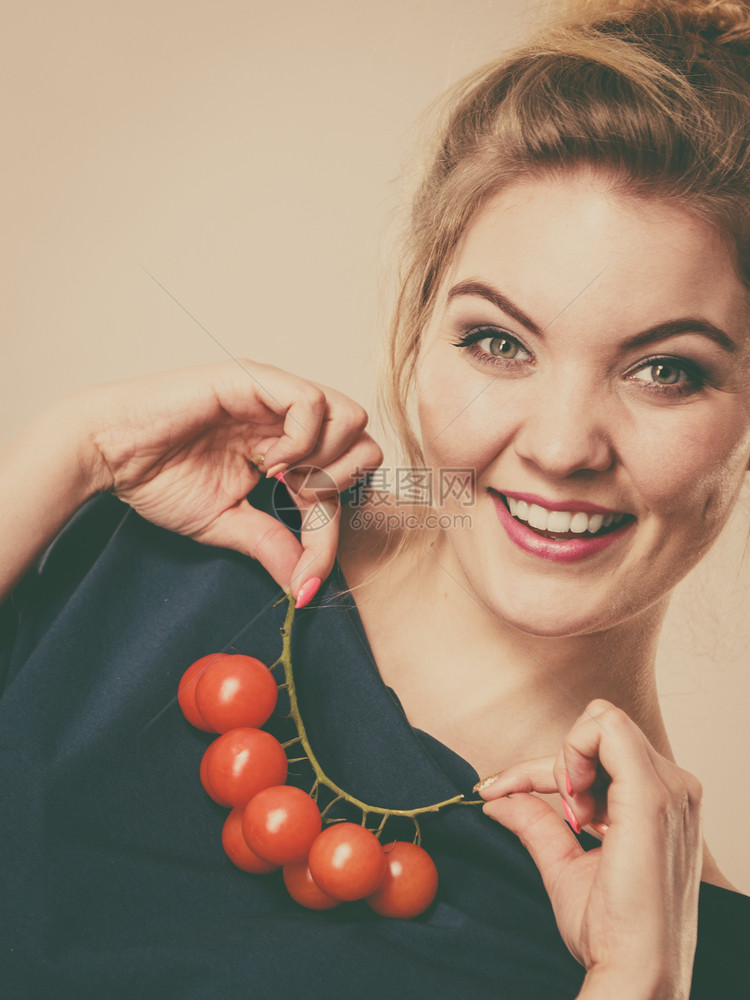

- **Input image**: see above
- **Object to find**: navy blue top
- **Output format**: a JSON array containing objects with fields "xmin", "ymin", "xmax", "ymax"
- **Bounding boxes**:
[{"xmin": 1, "ymin": 480, "xmax": 748, "ymax": 998}]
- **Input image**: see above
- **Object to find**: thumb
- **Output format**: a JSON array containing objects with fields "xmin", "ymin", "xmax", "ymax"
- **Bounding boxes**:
[
  {"xmin": 195, "ymin": 502, "xmax": 303, "ymax": 593},
  {"xmin": 483, "ymin": 793, "xmax": 584, "ymax": 896}
]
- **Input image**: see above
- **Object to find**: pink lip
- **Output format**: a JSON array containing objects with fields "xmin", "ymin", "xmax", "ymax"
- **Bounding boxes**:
[
  {"xmin": 501, "ymin": 490, "xmax": 623, "ymax": 515},
  {"xmin": 491, "ymin": 492, "xmax": 634, "ymax": 563}
]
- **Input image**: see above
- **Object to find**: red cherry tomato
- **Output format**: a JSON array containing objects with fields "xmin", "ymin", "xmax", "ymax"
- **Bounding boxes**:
[
  {"xmin": 283, "ymin": 860, "xmax": 341, "ymax": 910},
  {"xmin": 199, "ymin": 749, "xmax": 216, "ymax": 799},
  {"xmin": 308, "ymin": 823, "xmax": 386, "ymax": 901},
  {"xmin": 194, "ymin": 654, "xmax": 278, "ymax": 733},
  {"xmin": 242, "ymin": 785, "xmax": 322, "ymax": 865},
  {"xmin": 200, "ymin": 728, "xmax": 288, "ymax": 807},
  {"xmin": 222, "ymin": 807, "xmax": 278, "ymax": 874},
  {"xmin": 177, "ymin": 655, "xmax": 215, "ymax": 731},
  {"xmin": 366, "ymin": 841, "xmax": 439, "ymax": 919}
]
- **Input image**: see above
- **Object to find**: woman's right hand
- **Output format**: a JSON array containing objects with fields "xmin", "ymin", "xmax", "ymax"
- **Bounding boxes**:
[
  {"xmin": 478, "ymin": 700, "xmax": 704, "ymax": 998},
  {"xmin": 2, "ymin": 360, "xmax": 382, "ymax": 603}
]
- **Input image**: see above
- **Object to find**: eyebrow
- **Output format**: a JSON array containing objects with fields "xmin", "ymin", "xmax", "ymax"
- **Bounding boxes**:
[{"xmin": 446, "ymin": 279, "xmax": 738, "ymax": 354}]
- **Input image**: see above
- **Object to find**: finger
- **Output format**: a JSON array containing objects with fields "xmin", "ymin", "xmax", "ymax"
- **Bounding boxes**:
[
  {"xmin": 475, "ymin": 755, "xmax": 558, "ymax": 799},
  {"xmin": 267, "ymin": 464, "xmax": 342, "ymax": 604},
  {"xmin": 483, "ymin": 793, "xmax": 585, "ymax": 899},
  {"xmin": 476, "ymin": 701, "xmax": 656, "ymax": 833},
  {"xmin": 556, "ymin": 700, "xmax": 665, "ymax": 831},
  {"xmin": 276, "ymin": 434, "xmax": 383, "ymax": 604},
  {"xmin": 257, "ymin": 385, "xmax": 372, "ymax": 477},
  {"xmin": 283, "ymin": 393, "xmax": 373, "ymax": 476},
  {"xmin": 195, "ymin": 503, "xmax": 303, "ymax": 593},
  {"xmin": 253, "ymin": 387, "xmax": 329, "ymax": 475},
  {"xmin": 554, "ymin": 749, "xmax": 611, "ymax": 833},
  {"xmin": 281, "ymin": 433, "xmax": 382, "ymax": 500},
  {"xmin": 287, "ymin": 501, "xmax": 342, "ymax": 605},
  {"xmin": 476, "ymin": 756, "xmax": 610, "ymax": 837},
  {"xmin": 291, "ymin": 432, "xmax": 383, "ymax": 494}
]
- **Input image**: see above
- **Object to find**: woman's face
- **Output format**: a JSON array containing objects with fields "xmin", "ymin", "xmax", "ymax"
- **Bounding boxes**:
[{"xmin": 415, "ymin": 171, "xmax": 750, "ymax": 637}]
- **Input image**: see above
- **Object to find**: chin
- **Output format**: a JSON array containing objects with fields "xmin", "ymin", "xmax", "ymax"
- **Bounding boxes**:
[
  {"xmin": 491, "ymin": 605, "xmax": 609, "ymax": 640},
  {"xmin": 447, "ymin": 533, "xmax": 665, "ymax": 640},
  {"xmin": 469, "ymin": 569, "xmax": 632, "ymax": 640},
  {"xmin": 480, "ymin": 575, "xmax": 665, "ymax": 641}
]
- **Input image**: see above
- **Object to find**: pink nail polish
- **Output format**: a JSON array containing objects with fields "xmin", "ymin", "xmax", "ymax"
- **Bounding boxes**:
[
  {"xmin": 295, "ymin": 577, "xmax": 321, "ymax": 609},
  {"xmin": 565, "ymin": 771, "xmax": 573, "ymax": 797},
  {"xmin": 273, "ymin": 471, "xmax": 286, "ymax": 484},
  {"xmin": 562, "ymin": 798, "xmax": 581, "ymax": 835},
  {"xmin": 265, "ymin": 463, "xmax": 288, "ymax": 480}
]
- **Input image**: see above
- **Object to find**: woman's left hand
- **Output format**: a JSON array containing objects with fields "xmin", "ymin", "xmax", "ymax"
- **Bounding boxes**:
[{"xmin": 477, "ymin": 699, "xmax": 703, "ymax": 998}]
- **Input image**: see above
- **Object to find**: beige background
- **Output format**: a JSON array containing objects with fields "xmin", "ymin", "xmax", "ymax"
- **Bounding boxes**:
[{"xmin": 2, "ymin": 0, "xmax": 749, "ymax": 892}]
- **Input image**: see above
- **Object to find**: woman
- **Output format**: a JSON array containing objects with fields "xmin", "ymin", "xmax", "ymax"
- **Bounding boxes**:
[{"xmin": 2, "ymin": 1, "xmax": 749, "ymax": 996}]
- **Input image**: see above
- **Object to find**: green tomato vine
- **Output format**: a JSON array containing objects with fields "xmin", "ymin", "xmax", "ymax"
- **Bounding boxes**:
[{"xmin": 269, "ymin": 594, "xmax": 480, "ymax": 845}]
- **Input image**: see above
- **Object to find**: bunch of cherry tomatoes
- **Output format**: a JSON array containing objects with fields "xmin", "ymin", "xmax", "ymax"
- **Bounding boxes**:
[{"xmin": 178, "ymin": 652, "xmax": 439, "ymax": 918}]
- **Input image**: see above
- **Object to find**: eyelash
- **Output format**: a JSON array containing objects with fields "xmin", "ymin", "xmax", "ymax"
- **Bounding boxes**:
[
  {"xmin": 451, "ymin": 327, "xmax": 707, "ymax": 398},
  {"xmin": 625, "ymin": 354, "xmax": 706, "ymax": 398},
  {"xmin": 451, "ymin": 327, "xmax": 532, "ymax": 371}
]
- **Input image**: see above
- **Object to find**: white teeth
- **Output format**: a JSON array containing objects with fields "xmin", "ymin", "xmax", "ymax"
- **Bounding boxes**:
[
  {"xmin": 587, "ymin": 514, "xmax": 604, "ymax": 534},
  {"xmin": 547, "ymin": 510, "xmax": 572, "ymax": 533},
  {"xmin": 569, "ymin": 512, "xmax": 590, "ymax": 534},
  {"xmin": 527, "ymin": 504, "xmax": 549, "ymax": 530},
  {"xmin": 504, "ymin": 497, "xmax": 625, "ymax": 535}
]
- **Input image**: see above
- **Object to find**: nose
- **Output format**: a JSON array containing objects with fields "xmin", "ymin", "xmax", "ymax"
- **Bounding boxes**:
[{"xmin": 512, "ymin": 375, "xmax": 615, "ymax": 479}]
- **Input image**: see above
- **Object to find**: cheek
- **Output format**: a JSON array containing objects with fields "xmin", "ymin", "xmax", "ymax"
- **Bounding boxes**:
[
  {"xmin": 625, "ymin": 411, "xmax": 750, "ymax": 527},
  {"xmin": 416, "ymin": 359, "xmax": 521, "ymax": 469},
  {"xmin": 415, "ymin": 357, "xmax": 466, "ymax": 436}
]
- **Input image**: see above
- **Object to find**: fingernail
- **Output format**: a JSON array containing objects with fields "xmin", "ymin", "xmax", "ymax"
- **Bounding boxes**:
[
  {"xmin": 587, "ymin": 821, "xmax": 609, "ymax": 836},
  {"xmin": 266, "ymin": 463, "xmax": 288, "ymax": 479},
  {"xmin": 473, "ymin": 772, "xmax": 503, "ymax": 794},
  {"xmin": 562, "ymin": 798, "xmax": 581, "ymax": 835},
  {"xmin": 565, "ymin": 770, "xmax": 573, "ymax": 797},
  {"xmin": 273, "ymin": 471, "xmax": 286, "ymax": 484},
  {"xmin": 295, "ymin": 576, "xmax": 321, "ymax": 609}
]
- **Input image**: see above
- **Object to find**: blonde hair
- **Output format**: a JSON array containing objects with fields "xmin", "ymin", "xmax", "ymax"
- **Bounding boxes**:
[{"xmin": 378, "ymin": 0, "xmax": 750, "ymax": 475}]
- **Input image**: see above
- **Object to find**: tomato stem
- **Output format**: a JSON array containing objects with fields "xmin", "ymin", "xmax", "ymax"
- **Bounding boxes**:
[
  {"xmin": 278, "ymin": 595, "xmax": 470, "ymax": 835},
  {"xmin": 319, "ymin": 794, "xmax": 344, "ymax": 820}
]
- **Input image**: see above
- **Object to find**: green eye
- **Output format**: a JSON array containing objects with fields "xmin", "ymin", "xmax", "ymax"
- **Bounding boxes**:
[
  {"xmin": 451, "ymin": 326, "xmax": 533, "ymax": 369},
  {"xmin": 650, "ymin": 363, "xmax": 682, "ymax": 385},
  {"xmin": 488, "ymin": 337, "xmax": 520, "ymax": 358},
  {"xmin": 628, "ymin": 356, "xmax": 705, "ymax": 398}
]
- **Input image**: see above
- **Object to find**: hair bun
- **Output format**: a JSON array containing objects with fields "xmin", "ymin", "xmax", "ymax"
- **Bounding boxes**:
[
  {"xmin": 556, "ymin": 0, "xmax": 750, "ymax": 68},
  {"xmin": 672, "ymin": 2, "xmax": 750, "ymax": 69},
  {"xmin": 690, "ymin": 0, "xmax": 750, "ymax": 35}
]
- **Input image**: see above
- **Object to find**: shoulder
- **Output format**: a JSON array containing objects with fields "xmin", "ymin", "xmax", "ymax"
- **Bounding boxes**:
[{"xmin": 2, "ymin": 485, "xmax": 285, "ymax": 677}]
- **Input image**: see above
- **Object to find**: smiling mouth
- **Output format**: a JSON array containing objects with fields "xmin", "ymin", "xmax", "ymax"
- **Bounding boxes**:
[{"xmin": 496, "ymin": 493, "xmax": 635, "ymax": 540}]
